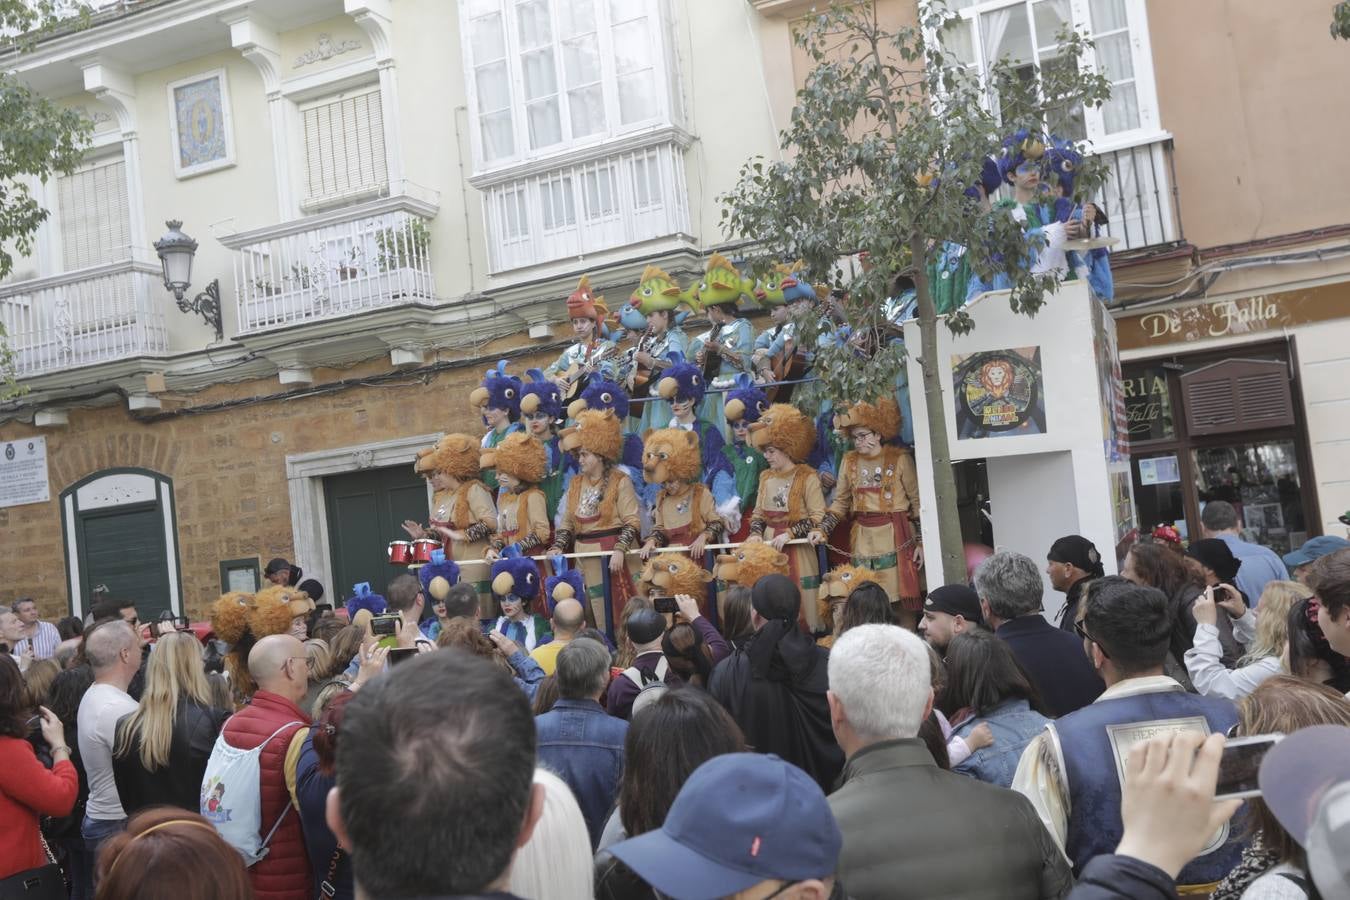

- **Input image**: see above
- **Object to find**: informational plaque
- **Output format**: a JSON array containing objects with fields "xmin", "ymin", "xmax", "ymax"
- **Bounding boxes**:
[{"xmin": 0, "ymin": 437, "xmax": 50, "ymax": 509}]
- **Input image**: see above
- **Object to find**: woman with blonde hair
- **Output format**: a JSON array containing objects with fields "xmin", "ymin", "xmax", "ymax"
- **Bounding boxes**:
[
  {"xmin": 111, "ymin": 631, "xmax": 229, "ymax": 813},
  {"xmin": 21, "ymin": 657, "xmax": 60, "ymax": 709},
  {"xmin": 509, "ymin": 770, "xmax": 593, "ymax": 900},
  {"xmin": 1185, "ymin": 580, "xmax": 1309, "ymax": 700}
]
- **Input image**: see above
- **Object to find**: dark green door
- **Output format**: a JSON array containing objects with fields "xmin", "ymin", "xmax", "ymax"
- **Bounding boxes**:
[
  {"xmin": 324, "ymin": 465, "xmax": 429, "ymax": 600},
  {"xmin": 78, "ymin": 503, "xmax": 173, "ymax": 621}
]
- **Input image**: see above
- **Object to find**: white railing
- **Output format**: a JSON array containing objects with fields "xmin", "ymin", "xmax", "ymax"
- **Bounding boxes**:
[
  {"xmin": 221, "ymin": 187, "xmax": 440, "ymax": 335},
  {"xmin": 0, "ymin": 259, "xmax": 168, "ymax": 378},
  {"xmin": 480, "ymin": 138, "xmax": 692, "ymax": 274}
]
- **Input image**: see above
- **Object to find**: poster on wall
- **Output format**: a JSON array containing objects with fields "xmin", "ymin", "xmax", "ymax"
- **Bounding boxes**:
[
  {"xmin": 952, "ymin": 346, "xmax": 1046, "ymax": 439},
  {"xmin": 167, "ymin": 68, "xmax": 235, "ymax": 179},
  {"xmin": 1091, "ymin": 299, "xmax": 1131, "ymax": 464},
  {"xmin": 0, "ymin": 437, "xmax": 50, "ymax": 509}
]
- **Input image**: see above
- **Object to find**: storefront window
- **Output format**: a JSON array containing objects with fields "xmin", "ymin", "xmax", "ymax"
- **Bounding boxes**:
[
  {"xmin": 1193, "ymin": 440, "xmax": 1307, "ymax": 555},
  {"xmin": 1123, "ymin": 365, "xmax": 1174, "ymax": 442},
  {"xmin": 1133, "ymin": 451, "xmax": 1187, "ymax": 541}
]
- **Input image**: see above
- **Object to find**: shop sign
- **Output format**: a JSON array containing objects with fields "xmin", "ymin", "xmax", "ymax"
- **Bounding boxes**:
[
  {"xmin": 0, "ymin": 437, "xmax": 50, "ymax": 509},
  {"xmin": 1115, "ymin": 283, "xmax": 1349, "ymax": 351}
]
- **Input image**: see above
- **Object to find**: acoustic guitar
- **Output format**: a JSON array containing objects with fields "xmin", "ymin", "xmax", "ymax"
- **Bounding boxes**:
[{"xmin": 557, "ymin": 344, "xmax": 618, "ymax": 406}]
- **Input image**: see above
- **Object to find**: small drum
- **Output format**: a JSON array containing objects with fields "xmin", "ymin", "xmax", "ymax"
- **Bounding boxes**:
[
  {"xmin": 387, "ymin": 541, "xmax": 413, "ymax": 565},
  {"xmin": 412, "ymin": 538, "xmax": 440, "ymax": 564}
]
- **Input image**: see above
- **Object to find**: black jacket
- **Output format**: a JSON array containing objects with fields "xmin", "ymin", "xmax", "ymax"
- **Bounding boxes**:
[
  {"xmin": 1056, "ymin": 577, "xmax": 1092, "ymax": 632},
  {"xmin": 1067, "ymin": 854, "xmax": 1178, "ymax": 900},
  {"xmin": 997, "ymin": 616, "xmax": 1105, "ymax": 718},
  {"xmin": 112, "ymin": 699, "xmax": 229, "ymax": 814},
  {"xmin": 708, "ymin": 621, "xmax": 843, "ymax": 791}
]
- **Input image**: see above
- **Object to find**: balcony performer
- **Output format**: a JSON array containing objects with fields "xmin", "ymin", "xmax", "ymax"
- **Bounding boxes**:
[
  {"xmin": 655, "ymin": 353, "xmax": 740, "ymax": 535},
  {"xmin": 811, "ymin": 397, "xmax": 924, "ymax": 630},
  {"xmin": 746, "ymin": 403, "xmax": 827, "ymax": 633},
  {"xmin": 469, "ymin": 360, "xmax": 524, "ymax": 493},
  {"xmin": 1044, "ymin": 135, "xmax": 1114, "ymax": 301},
  {"xmin": 627, "ymin": 265, "xmax": 692, "ymax": 435},
  {"xmin": 692, "ymin": 252, "xmax": 754, "ymax": 432},
  {"xmin": 722, "ymin": 375, "xmax": 769, "ymax": 544},
  {"xmin": 547, "ymin": 409, "xmax": 642, "ymax": 634},
  {"xmin": 562, "ymin": 376, "xmax": 649, "ymax": 533},
  {"xmin": 639, "ymin": 427, "xmax": 723, "ymax": 564},
  {"xmin": 402, "ymin": 433, "xmax": 497, "ymax": 619},
  {"xmin": 544, "ymin": 274, "xmax": 618, "ymax": 404},
  {"xmin": 481, "ymin": 432, "xmax": 552, "ymax": 611},
  {"xmin": 749, "ymin": 262, "xmax": 816, "ymax": 401},
  {"xmin": 611, "ymin": 300, "xmax": 650, "ymax": 403},
  {"xmin": 519, "ymin": 370, "xmax": 566, "ymax": 521}
]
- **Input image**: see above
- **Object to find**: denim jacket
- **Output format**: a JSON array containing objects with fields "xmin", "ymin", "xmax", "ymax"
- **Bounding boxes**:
[
  {"xmin": 534, "ymin": 699, "xmax": 628, "ymax": 849},
  {"xmin": 953, "ymin": 698, "xmax": 1050, "ymax": 788}
]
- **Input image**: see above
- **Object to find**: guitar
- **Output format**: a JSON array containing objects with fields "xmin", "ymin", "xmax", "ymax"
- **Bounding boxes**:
[
  {"xmin": 557, "ymin": 344, "xmax": 618, "ymax": 406},
  {"xmin": 696, "ymin": 324, "xmax": 753, "ymax": 383}
]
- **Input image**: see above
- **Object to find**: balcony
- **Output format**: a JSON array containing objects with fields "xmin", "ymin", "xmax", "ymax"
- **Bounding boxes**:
[
  {"xmin": 477, "ymin": 137, "xmax": 692, "ymax": 275},
  {"xmin": 1089, "ymin": 137, "xmax": 1182, "ymax": 251},
  {"xmin": 220, "ymin": 186, "xmax": 439, "ymax": 335},
  {"xmin": 0, "ymin": 259, "xmax": 168, "ymax": 379}
]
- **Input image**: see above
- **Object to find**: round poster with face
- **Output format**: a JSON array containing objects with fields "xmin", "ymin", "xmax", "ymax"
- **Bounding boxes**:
[{"xmin": 953, "ymin": 347, "xmax": 1046, "ymax": 438}]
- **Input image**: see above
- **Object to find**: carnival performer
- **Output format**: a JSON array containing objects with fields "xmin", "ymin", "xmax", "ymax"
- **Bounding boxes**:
[
  {"xmin": 488, "ymin": 551, "xmax": 553, "ymax": 652},
  {"xmin": 402, "ymin": 432, "xmax": 497, "ymax": 618},
  {"xmin": 611, "ymin": 300, "xmax": 649, "ymax": 391},
  {"xmin": 481, "ymin": 431, "xmax": 551, "ymax": 567},
  {"xmin": 543, "ymin": 274, "xmax": 617, "ymax": 400},
  {"xmin": 469, "ymin": 360, "xmax": 524, "ymax": 493},
  {"xmin": 655, "ymin": 353, "xmax": 739, "ymax": 533},
  {"xmin": 722, "ymin": 374, "xmax": 768, "ymax": 544},
  {"xmin": 746, "ymin": 403, "xmax": 827, "ymax": 633},
  {"xmin": 628, "ymin": 265, "xmax": 692, "ymax": 434},
  {"xmin": 548, "ymin": 409, "xmax": 642, "ymax": 635},
  {"xmin": 1044, "ymin": 135, "xmax": 1114, "ymax": 301},
  {"xmin": 692, "ymin": 253, "xmax": 754, "ymax": 430},
  {"xmin": 563, "ymin": 376, "xmax": 648, "ymax": 517},
  {"xmin": 639, "ymin": 428, "xmax": 722, "ymax": 562},
  {"xmin": 811, "ymin": 397, "xmax": 924, "ymax": 629},
  {"xmin": 749, "ymin": 262, "xmax": 815, "ymax": 388},
  {"xmin": 518, "ymin": 369, "xmax": 567, "ymax": 520}
]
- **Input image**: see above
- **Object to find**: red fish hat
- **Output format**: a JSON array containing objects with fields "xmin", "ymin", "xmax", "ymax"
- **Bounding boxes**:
[{"xmin": 565, "ymin": 274, "xmax": 609, "ymax": 323}]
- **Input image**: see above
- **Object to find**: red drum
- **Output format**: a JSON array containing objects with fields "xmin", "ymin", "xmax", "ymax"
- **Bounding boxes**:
[
  {"xmin": 387, "ymin": 541, "xmax": 413, "ymax": 565},
  {"xmin": 412, "ymin": 538, "xmax": 440, "ymax": 564}
]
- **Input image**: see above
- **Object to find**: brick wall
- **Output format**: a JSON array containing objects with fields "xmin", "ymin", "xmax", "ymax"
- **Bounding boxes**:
[{"xmin": 0, "ymin": 345, "xmax": 561, "ymax": 621}]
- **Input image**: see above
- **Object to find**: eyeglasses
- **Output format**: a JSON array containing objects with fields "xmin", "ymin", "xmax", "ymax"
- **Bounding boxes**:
[{"xmin": 1073, "ymin": 619, "xmax": 1108, "ymax": 657}]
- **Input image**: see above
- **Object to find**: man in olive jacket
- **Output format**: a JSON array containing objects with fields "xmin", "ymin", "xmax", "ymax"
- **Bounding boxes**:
[{"xmin": 826, "ymin": 624, "xmax": 1073, "ymax": 899}]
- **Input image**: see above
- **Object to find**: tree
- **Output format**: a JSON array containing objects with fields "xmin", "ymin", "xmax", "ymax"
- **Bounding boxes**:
[
  {"xmin": 1335, "ymin": 1, "xmax": 1350, "ymax": 40},
  {"xmin": 0, "ymin": 1, "xmax": 95, "ymax": 398},
  {"xmin": 720, "ymin": 2, "xmax": 1110, "ymax": 583}
]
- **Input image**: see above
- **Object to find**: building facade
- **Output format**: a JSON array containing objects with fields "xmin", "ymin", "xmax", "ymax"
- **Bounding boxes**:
[{"xmin": 0, "ymin": 0, "xmax": 788, "ymax": 619}]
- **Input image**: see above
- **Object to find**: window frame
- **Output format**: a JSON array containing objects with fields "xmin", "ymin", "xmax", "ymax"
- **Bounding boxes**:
[
  {"xmin": 459, "ymin": 0, "xmax": 680, "ymax": 174},
  {"xmin": 935, "ymin": 0, "xmax": 1165, "ymax": 152},
  {"xmin": 295, "ymin": 81, "xmax": 391, "ymax": 213}
]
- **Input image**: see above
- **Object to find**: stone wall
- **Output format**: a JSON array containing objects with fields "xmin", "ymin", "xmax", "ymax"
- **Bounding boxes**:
[{"xmin": 0, "ymin": 345, "xmax": 561, "ymax": 621}]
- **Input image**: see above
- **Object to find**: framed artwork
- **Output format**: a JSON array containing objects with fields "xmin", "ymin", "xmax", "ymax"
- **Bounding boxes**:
[
  {"xmin": 167, "ymin": 69, "xmax": 235, "ymax": 178},
  {"xmin": 219, "ymin": 557, "xmax": 261, "ymax": 594},
  {"xmin": 951, "ymin": 346, "xmax": 1047, "ymax": 439}
]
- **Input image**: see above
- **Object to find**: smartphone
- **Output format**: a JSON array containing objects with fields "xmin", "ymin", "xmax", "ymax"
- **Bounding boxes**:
[
  {"xmin": 1215, "ymin": 733, "xmax": 1283, "ymax": 800},
  {"xmin": 387, "ymin": 647, "xmax": 418, "ymax": 667},
  {"xmin": 370, "ymin": 614, "xmax": 401, "ymax": 637},
  {"xmin": 652, "ymin": 596, "xmax": 678, "ymax": 615}
]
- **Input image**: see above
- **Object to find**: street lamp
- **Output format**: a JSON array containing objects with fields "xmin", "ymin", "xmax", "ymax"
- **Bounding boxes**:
[{"xmin": 153, "ymin": 219, "xmax": 223, "ymax": 341}]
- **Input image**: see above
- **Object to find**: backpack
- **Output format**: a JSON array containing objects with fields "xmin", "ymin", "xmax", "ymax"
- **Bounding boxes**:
[{"xmin": 200, "ymin": 721, "xmax": 303, "ymax": 866}]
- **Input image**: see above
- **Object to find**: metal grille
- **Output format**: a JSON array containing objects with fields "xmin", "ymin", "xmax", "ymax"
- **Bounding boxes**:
[{"xmin": 301, "ymin": 88, "xmax": 389, "ymax": 209}]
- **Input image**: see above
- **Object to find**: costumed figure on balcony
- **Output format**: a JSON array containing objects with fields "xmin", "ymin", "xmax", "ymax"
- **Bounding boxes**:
[
  {"xmin": 627, "ymin": 265, "xmax": 693, "ymax": 434},
  {"xmin": 417, "ymin": 550, "xmax": 461, "ymax": 640},
  {"xmin": 655, "ymin": 353, "xmax": 740, "ymax": 534},
  {"xmin": 544, "ymin": 560, "xmax": 587, "ymax": 614},
  {"xmin": 548, "ymin": 409, "xmax": 642, "ymax": 635},
  {"xmin": 812, "ymin": 397, "xmax": 924, "ymax": 628},
  {"xmin": 816, "ymin": 565, "xmax": 882, "ymax": 649},
  {"xmin": 403, "ymin": 432, "xmax": 497, "ymax": 619},
  {"xmin": 750, "ymin": 262, "xmax": 816, "ymax": 402},
  {"xmin": 722, "ymin": 375, "xmax": 769, "ymax": 543},
  {"xmin": 544, "ymin": 274, "xmax": 618, "ymax": 405},
  {"xmin": 1044, "ymin": 135, "xmax": 1114, "ymax": 301},
  {"xmin": 481, "ymin": 432, "xmax": 551, "ymax": 575},
  {"xmin": 488, "ymin": 549, "xmax": 553, "ymax": 652},
  {"xmin": 714, "ymin": 542, "xmax": 790, "ymax": 593},
  {"xmin": 518, "ymin": 370, "xmax": 567, "ymax": 521},
  {"xmin": 691, "ymin": 252, "xmax": 754, "ymax": 430},
  {"xmin": 747, "ymin": 403, "xmax": 827, "ymax": 632},
  {"xmin": 639, "ymin": 428, "xmax": 722, "ymax": 565},
  {"xmin": 612, "ymin": 301, "xmax": 651, "ymax": 396},
  {"xmin": 469, "ymin": 360, "xmax": 525, "ymax": 493}
]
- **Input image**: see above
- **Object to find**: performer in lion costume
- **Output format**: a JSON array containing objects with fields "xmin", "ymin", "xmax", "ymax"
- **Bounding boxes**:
[{"xmin": 209, "ymin": 583, "xmax": 312, "ymax": 700}]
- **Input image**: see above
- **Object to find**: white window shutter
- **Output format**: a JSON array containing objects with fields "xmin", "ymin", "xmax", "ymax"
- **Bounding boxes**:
[
  {"xmin": 300, "ymin": 87, "xmax": 389, "ymax": 209},
  {"xmin": 57, "ymin": 157, "xmax": 131, "ymax": 272}
]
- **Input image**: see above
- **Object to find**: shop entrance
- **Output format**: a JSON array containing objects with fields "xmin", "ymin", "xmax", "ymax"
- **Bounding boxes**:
[
  {"xmin": 324, "ymin": 464, "xmax": 429, "ymax": 599},
  {"xmin": 1123, "ymin": 341, "xmax": 1318, "ymax": 555}
]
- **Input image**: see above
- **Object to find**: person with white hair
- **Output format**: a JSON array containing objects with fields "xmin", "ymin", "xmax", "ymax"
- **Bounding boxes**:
[
  {"xmin": 508, "ymin": 770, "xmax": 594, "ymax": 900},
  {"xmin": 826, "ymin": 623, "xmax": 1072, "ymax": 899}
]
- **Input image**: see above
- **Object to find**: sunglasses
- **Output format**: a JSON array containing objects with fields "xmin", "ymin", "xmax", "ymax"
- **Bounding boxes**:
[{"xmin": 1073, "ymin": 619, "xmax": 1109, "ymax": 657}]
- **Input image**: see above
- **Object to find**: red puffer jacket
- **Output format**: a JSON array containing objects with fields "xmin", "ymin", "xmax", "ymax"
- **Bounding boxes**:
[{"xmin": 221, "ymin": 691, "xmax": 312, "ymax": 900}]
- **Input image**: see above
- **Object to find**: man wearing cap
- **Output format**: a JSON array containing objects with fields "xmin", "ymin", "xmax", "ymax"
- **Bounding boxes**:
[
  {"xmin": 1285, "ymin": 535, "xmax": 1350, "ymax": 585},
  {"xmin": 918, "ymin": 584, "xmax": 983, "ymax": 655},
  {"xmin": 1200, "ymin": 500, "xmax": 1289, "ymax": 604},
  {"xmin": 827, "ymin": 624, "xmax": 1072, "ymax": 899},
  {"xmin": 264, "ymin": 557, "xmax": 300, "ymax": 587},
  {"xmin": 1012, "ymin": 578, "xmax": 1241, "ymax": 887},
  {"xmin": 1046, "ymin": 535, "xmax": 1105, "ymax": 632},
  {"xmin": 608, "ymin": 753, "xmax": 842, "ymax": 900}
]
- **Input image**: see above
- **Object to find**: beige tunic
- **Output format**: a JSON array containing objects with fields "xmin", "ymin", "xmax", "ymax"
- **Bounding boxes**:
[
  {"xmin": 556, "ymin": 469, "xmax": 642, "ymax": 633},
  {"xmin": 827, "ymin": 446, "xmax": 923, "ymax": 605},
  {"xmin": 431, "ymin": 482, "xmax": 498, "ymax": 619},
  {"xmin": 751, "ymin": 465, "xmax": 825, "ymax": 631}
]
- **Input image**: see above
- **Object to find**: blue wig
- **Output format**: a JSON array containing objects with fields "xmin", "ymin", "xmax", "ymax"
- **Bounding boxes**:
[
  {"xmin": 345, "ymin": 582, "xmax": 387, "ymax": 620},
  {"xmin": 490, "ymin": 547, "xmax": 542, "ymax": 605},
  {"xmin": 519, "ymin": 368, "xmax": 562, "ymax": 421},
  {"xmin": 417, "ymin": 549, "xmax": 462, "ymax": 603},
  {"xmin": 655, "ymin": 351, "xmax": 705, "ymax": 405}
]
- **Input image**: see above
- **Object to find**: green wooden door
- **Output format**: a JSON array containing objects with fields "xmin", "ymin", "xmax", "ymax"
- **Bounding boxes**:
[
  {"xmin": 78, "ymin": 503, "xmax": 173, "ymax": 621},
  {"xmin": 324, "ymin": 465, "xmax": 429, "ymax": 599}
]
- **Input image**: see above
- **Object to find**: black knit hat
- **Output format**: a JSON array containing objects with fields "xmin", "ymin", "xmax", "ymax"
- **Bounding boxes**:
[
  {"xmin": 1047, "ymin": 535, "xmax": 1105, "ymax": 578},
  {"xmin": 1186, "ymin": 539, "xmax": 1242, "ymax": 583}
]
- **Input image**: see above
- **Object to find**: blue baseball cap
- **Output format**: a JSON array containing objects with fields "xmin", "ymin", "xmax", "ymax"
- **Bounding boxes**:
[
  {"xmin": 608, "ymin": 753, "xmax": 842, "ymax": 900},
  {"xmin": 1284, "ymin": 535, "xmax": 1350, "ymax": 571}
]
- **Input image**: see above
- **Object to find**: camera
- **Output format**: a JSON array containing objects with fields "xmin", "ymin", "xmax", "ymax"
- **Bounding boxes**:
[{"xmin": 370, "ymin": 614, "xmax": 401, "ymax": 637}]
